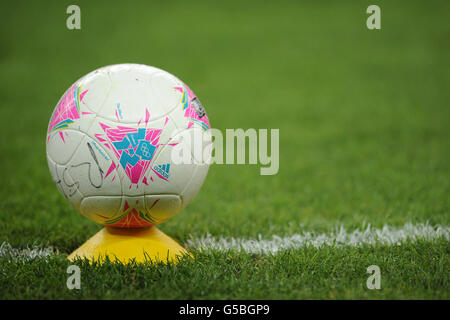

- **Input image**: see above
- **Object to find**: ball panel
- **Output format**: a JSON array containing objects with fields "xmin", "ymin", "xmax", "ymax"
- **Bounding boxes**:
[
  {"xmin": 180, "ymin": 162, "xmax": 210, "ymax": 210},
  {"xmin": 91, "ymin": 64, "xmax": 183, "ymax": 123},
  {"xmin": 143, "ymin": 128, "xmax": 198, "ymax": 196},
  {"xmin": 77, "ymin": 70, "xmax": 112, "ymax": 114},
  {"xmin": 46, "ymin": 129, "xmax": 85, "ymax": 165},
  {"xmin": 81, "ymin": 194, "xmax": 182, "ymax": 228},
  {"xmin": 150, "ymin": 71, "xmax": 185, "ymax": 120},
  {"xmin": 47, "ymin": 155, "xmax": 84, "ymax": 211},
  {"xmin": 97, "ymin": 67, "xmax": 154, "ymax": 123},
  {"xmin": 179, "ymin": 126, "xmax": 213, "ymax": 165},
  {"xmin": 144, "ymin": 195, "xmax": 182, "ymax": 224}
]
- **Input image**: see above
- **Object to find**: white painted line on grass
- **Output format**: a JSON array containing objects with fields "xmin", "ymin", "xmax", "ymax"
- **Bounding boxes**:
[{"xmin": 186, "ymin": 223, "xmax": 450, "ymax": 254}]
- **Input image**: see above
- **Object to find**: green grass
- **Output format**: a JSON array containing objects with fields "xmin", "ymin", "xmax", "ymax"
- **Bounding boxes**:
[{"xmin": 0, "ymin": 0, "xmax": 449, "ymax": 299}]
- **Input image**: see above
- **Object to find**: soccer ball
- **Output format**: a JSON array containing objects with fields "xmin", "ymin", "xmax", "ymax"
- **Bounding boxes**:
[{"xmin": 46, "ymin": 64, "xmax": 211, "ymax": 228}]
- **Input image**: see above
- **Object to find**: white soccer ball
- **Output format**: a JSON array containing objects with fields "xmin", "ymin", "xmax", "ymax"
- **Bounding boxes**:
[{"xmin": 46, "ymin": 64, "xmax": 211, "ymax": 228}]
